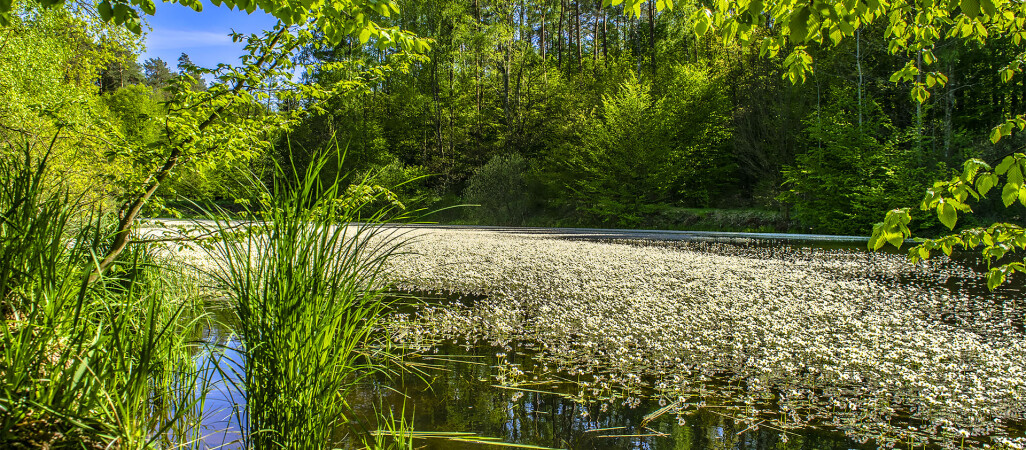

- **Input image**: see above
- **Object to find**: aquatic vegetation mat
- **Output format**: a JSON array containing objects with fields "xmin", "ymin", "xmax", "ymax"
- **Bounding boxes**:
[{"xmin": 381, "ymin": 229, "xmax": 1026, "ymax": 448}]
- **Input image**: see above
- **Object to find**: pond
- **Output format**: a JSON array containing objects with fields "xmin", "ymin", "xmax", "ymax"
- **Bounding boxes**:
[
  {"xmin": 189, "ymin": 230, "xmax": 1026, "ymax": 449},
  {"xmin": 198, "ymin": 310, "xmax": 880, "ymax": 450}
]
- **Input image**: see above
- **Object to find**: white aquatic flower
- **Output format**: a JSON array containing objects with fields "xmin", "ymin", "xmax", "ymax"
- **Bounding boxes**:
[{"xmin": 155, "ymin": 225, "xmax": 1026, "ymax": 449}]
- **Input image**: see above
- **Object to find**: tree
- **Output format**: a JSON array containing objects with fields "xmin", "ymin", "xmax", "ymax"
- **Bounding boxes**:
[
  {"xmin": 552, "ymin": 74, "xmax": 673, "ymax": 226},
  {"xmin": 779, "ymin": 86, "xmax": 932, "ymax": 234},
  {"xmin": 609, "ymin": 0, "xmax": 1026, "ymax": 286},
  {"xmin": 98, "ymin": 48, "xmax": 143, "ymax": 93},
  {"xmin": 1, "ymin": 0, "xmax": 430, "ymax": 281},
  {"xmin": 143, "ymin": 57, "xmax": 172, "ymax": 89},
  {"xmin": 465, "ymin": 153, "xmax": 533, "ymax": 225},
  {"xmin": 0, "ymin": 6, "xmax": 138, "ymax": 202},
  {"xmin": 176, "ymin": 52, "xmax": 206, "ymax": 91}
]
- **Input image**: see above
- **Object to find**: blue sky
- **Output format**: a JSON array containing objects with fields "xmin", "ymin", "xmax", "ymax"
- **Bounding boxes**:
[{"xmin": 140, "ymin": 1, "xmax": 278, "ymax": 70}]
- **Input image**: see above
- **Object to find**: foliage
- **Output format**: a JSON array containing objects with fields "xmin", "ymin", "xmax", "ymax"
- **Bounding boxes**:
[
  {"xmin": 0, "ymin": 145, "xmax": 208, "ymax": 447},
  {"xmin": 871, "ymin": 155, "xmax": 1026, "ymax": 289},
  {"xmin": 202, "ymin": 150, "xmax": 407, "ymax": 448},
  {"xmin": 550, "ymin": 74, "xmax": 671, "ymax": 227},
  {"xmin": 351, "ymin": 158, "xmax": 434, "ymax": 214},
  {"xmin": 464, "ymin": 154, "xmax": 533, "ymax": 226},
  {"xmin": 0, "ymin": 6, "xmax": 137, "ymax": 205},
  {"xmin": 546, "ymin": 68, "xmax": 733, "ymax": 227},
  {"xmin": 104, "ymin": 83, "xmax": 165, "ymax": 148},
  {"xmin": 74, "ymin": 0, "xmax": 428, "ymax": 279},
  {"xmin": 657, "ymin": 63, "xmax": 735, "ymax": 206},
  {"xmin": 674, "ymin": 0, "xmax": 1020, "ymax": 103},
  {"xmin": 780, "ymin": 87, "xmax": 935, "ymax": 234}
]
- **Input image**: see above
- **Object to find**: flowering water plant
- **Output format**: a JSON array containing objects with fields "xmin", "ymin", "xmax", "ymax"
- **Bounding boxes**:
[{"xmin": 382, "ymin": 229, "xmax": 1026, "ymax": 449}]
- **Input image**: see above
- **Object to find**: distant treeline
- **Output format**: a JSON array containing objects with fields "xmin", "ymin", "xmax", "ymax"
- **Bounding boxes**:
[{"xmin": 4, "ymin": 1, "xmax": 1025, "ymax": 234}]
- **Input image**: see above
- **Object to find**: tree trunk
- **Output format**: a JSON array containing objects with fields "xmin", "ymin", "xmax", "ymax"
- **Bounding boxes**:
[
  {"xmin": 541, "ymin": 2, "xmax": 547, "ymax": 61},
  {"xmin": 648, "ymin": 0, "xmax": 656, "ymax": 75},
  {"xmin": 592, "ymin": 0, "xmax": 599, "ymax": 66},
  {"xmin": 944, "ymin": 59, "xmax": 955, "ymax": 159},
  {"xmin": 915, "ymin": 49, "xmax": 923, "ymax": 159},
  {"xmin": 541, "ymin": 3, "xmax": 548, "ymax": 85},
  {"xmin": 602, "ymin": 5, "xmax": 608, "ymax": 65},
  {"xmin": 856, "ymin": 29, "xmax": 863, "ymax": 130},
  {"xmin": 516, "ymin": 0, "xmax": 525, "ymax": 123},
  {"xmin": 432, "ymin": 50, "xmax": 443, "ymax": 163},
  {"xmin": 557, "ymin": 0, "xmax": 565, "ymax": 70},
  {"xmin": 575, "ymin": 0, "xmax": 582, "ymax": 70}
]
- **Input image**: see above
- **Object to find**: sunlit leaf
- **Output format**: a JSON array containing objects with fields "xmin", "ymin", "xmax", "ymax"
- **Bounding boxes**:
[{"xmin": 938, "ymin": 201, "xmax": 957, "ymax": 229}]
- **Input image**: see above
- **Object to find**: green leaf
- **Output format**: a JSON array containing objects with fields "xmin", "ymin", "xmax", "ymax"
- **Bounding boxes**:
[
  {"xmin": 789, "ymin": 6, "xmax": 810, "ymax": 43},
  {"xmin": 126, "ymin": 16, "xmax": 142, "ymax": 33},
  {"xmin": 987, "ymin": 268, "xmax": 1006, "ymax": 290},
  {"xmin": 977, "ymin": 173, "xmax": 997, "ymax": 196},
  {"xmin": 911, "ymin": 85, "xmax": 930, "ymax": 103},
  {"xmin": 991, "ymin": 126, "xmax": 1004, "ymax": 143},
  {"xmin": 113, "ymin": 2, "xmax": 130, "ymax": 22},
  {"xmin": 1002, "ymin": 182, "xmax": 1020, "ymax": 207},
  {"xmin": 938, "ymin": 201, "xmax": 957, "ymax": 229},
  {"xmin": 695, "ymin": 11, "xmax": 711, "ymax": 36},
  {"xmin": 980, "ymin": 0, "xmax": 996, "ymax": 16},
  {"xmin": 868, "ymin": 230, "xmax": 883, "ymax": 250},
  {"xmin": 887, "ymin": 231, "xmax": 904, "ymax": 248},
  {"xmin": 996, "ymin": 156, "xmax": 1015, "ymax": 174},
  {"xmin": 838, "ymin": 20, "xmax": 854, "ymax": 34},
  {"xmin": 98, "ymin": 0, "xmax": 113, "ymax": 20},
  {"xmin": 359, "ymin": 27, "xmax": 372, "ymax": 44},
  {"xmin": 1009, "ymin": 165, "xmax": 1024, "ymax": 185},
  {"xmin": 830, "ymin": 28, "xmax": 843, "ymax": 45},
  {"xmin": 962, "ymin": 0, "xmax": 981, "ymax": 19},
  {"xmin": 1001, "ymin": 67, "xmax": 1015, "ymax": 83},
  {"xmin": 923, "ymin": 50, "xmax": 936, "ymax": 65}
]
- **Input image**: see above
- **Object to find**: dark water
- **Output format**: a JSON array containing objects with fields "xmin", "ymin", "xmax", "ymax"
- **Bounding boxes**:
[
  {"xmin": 347, "ymin": 342, "xmax": 876, "ymax": 450},
  {"xmin": 196, "ymin": 324, "xmax": 874, "ymax": 450},
  {"xmin": 193, "ymin": 238, "xmax": 1025, "ymax": 450}
]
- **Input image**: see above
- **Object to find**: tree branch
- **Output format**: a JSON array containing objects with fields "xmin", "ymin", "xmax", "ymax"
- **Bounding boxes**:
[{"xmin": 88, "ymin": 26, "xmax": 290, "ymax": 283}]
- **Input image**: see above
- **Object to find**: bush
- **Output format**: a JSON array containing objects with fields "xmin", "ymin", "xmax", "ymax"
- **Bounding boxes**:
[
  {"xmin": 464, "ymin": 154, "xmax": 532, "ymax": 225},
  {"xmin": 779, "ymin": 87, "xmax": 940, "ymax": 235}
]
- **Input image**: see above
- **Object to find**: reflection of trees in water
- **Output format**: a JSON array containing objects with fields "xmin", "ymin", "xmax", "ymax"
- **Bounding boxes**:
[
  {"xmin": 384, "ymin": 233, "xmax": 1026, "ymax": 448},
  {"xmin": 354, "ymin": 343, "xmax": 870, "ymax": 450}
]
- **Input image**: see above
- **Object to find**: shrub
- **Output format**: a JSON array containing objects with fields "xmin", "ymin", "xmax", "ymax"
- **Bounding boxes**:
[{"xmin": 464, "ymin": 154, "xmax": 532, "ymax": 226}]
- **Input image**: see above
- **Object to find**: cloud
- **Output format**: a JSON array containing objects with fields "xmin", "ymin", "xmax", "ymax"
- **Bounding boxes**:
[{"xmin": 144, "ymin": 29, "xmax": 236, "ymax": 51}]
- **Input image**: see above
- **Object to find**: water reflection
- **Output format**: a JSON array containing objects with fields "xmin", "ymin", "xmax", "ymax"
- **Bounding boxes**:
[
  {"xmin": 195, "ymin": 311, "xmax": 875, "ymax": 450},
  {"xmin": 384, "ymin": 236, "xmax": 1026, "ymax": 449},
  {"xmin": 350, "ymin": 343, "xmax": 876, "ymax": 450},
  {"xmin": 192, "ymin": 237, "xmax": 1026, "ymax": 449},
  {"xmin": 195, "ymin": 308, "xmax": 247, "ymax": 449}
]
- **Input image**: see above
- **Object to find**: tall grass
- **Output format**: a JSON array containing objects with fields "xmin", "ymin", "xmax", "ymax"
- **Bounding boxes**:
[
  {"xmin": 204, "ymin": 149, "xmax": 409, "ymax": 448},
  {"xmin": 0, "ymin": 144, "xmax": 209, "ymax": 448}
]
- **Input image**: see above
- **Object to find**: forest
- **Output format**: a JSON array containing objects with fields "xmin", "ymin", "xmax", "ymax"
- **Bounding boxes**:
[
  {"xmin": 3, "ymin": 0, "xmax": 1026, "ymax": 447},
  {"xmin": 7, "ymin": 0, "xmax": 1026, "ymax": 236}
]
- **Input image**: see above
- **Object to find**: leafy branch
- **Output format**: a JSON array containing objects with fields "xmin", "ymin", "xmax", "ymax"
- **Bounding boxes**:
[{"xmin": 870, "ymin": 154, "xmax": 1026, "ymax": 289}]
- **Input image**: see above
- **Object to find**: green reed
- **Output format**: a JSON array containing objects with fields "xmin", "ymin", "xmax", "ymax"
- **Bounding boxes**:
[
  {"xmin": 203, "ymin": 148, "xmax": 408, "ymax": 448},
  {"xmin": 0, "ymin": 144, "xmax": 208, "ymax": 448}
]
